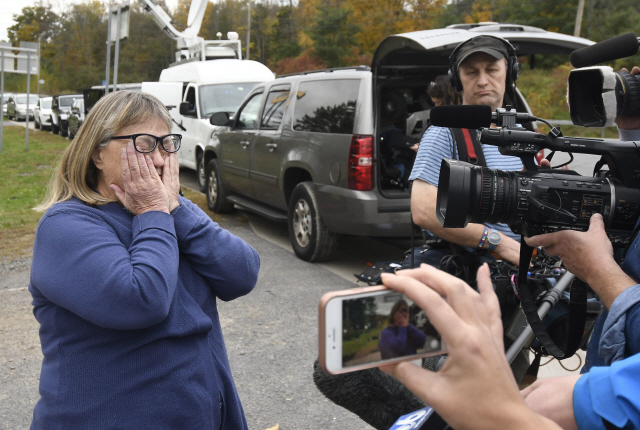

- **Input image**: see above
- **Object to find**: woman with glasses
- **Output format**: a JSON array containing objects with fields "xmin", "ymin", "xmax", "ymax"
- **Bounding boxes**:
[
  {"xmin": 29, "ymin": 90, "xmax": 260, "ymax": 430},
  {"xmin": 378, "ymin": 300, "xmax": 427, "ymax": 360}
]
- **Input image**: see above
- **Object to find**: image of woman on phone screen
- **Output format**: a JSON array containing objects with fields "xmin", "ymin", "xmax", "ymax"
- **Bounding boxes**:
[{"xmin": 378, "ymin": 300, "xmax": 427, "ymax": 359}]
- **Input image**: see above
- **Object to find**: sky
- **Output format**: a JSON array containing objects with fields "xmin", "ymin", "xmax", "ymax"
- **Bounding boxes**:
[{"xmin": 0, "ymin": 0, "xmax": 180, "ymax": 42}]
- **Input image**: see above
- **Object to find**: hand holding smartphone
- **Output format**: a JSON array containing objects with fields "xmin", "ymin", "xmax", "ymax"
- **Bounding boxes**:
[{"xmin": 319, "ymin": 285, "xmax": 446, "ymax": 374}]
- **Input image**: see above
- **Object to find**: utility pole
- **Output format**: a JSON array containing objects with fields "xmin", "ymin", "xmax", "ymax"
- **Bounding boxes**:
[
  {"xmin": 105, "ymin": 12, "xmax": 112, "ymax": 94},
  {"xmin": 113, "ymin": 6, "xmax": 122, "ymax": 91},
  {"xmin": 574, "ymin": 0, "xmax": 585, "ymax": 37},
  {"xmin": 246, "ymin": 1, "xmax": 251, "ymax": 60}
]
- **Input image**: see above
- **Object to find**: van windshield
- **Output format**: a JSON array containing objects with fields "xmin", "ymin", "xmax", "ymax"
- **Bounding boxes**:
[
  {"xmin": 199, "ymin": 83, "xmax": 259, "ymax": 117},
  {"xmin": 41, "ymin": 99, "xmax": 52, "ymax": 109}
]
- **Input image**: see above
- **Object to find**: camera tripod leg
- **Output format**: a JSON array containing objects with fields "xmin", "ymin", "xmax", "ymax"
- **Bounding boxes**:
[{"xmin": 505, "ymin": 272, "xmax": 576, "ymax": 364}]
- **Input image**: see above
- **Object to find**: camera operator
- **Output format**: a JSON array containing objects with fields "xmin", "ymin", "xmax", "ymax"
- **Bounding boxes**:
[
  {"xmin": 521, "ymin": 66, "xmax": 640, "ymax": 430},
  {"xmin": 380, "ymin": 263, "xmax": 640, "ymax": 430},
  {"xmin": 407, "ymin": 35, "xmax": 523, "ymax": 272}
]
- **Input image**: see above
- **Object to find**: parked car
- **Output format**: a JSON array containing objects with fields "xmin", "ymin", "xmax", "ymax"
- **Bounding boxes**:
[
  {"xmin": 50, "ymin": 94, "xmax": 81, "ymax": 136},
  {"xmin": 34, "ymin": 96, "xmax": 53, "ymax": 130},
  {"xmin": 1, "ymin": 93, "xmax": 11, "ymax": 117},
  {"xmin": 6, "ymin": 93, "xmax": 39, "ymax": 121},
  {"xmin": 205, "ymin": 23, "xmax": 593, "ymax": 262},
  {"xmin": 66, "ymin": 98, "xmax": 85, "ymax": 139}
]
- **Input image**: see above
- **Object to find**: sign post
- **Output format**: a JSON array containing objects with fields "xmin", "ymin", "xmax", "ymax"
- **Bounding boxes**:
[
  {"xmin": 106, "ymin": 1, "xmax": 130, "ymax": 93},
  {"xmin": 0, "ymin": 44, "xmax": 38, "ymax": 153}
]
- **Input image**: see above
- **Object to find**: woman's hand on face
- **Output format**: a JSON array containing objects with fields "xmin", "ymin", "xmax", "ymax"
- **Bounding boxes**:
[
  {"xmin": 162, "ymin": 152, "xmax": 181, "ymax": 212},
  {"xmin": 110, "ymin": 142, "xmax": 171, "ymax": 215}
]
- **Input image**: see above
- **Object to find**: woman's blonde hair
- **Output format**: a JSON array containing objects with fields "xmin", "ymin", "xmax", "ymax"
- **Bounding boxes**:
[
  {"xmin": 387, "ymin": 299, "xmax": 409, "ymax": 327},
  {"xmin": 35, "ymin": 90, "xmax": 172, "ymax": 212}
]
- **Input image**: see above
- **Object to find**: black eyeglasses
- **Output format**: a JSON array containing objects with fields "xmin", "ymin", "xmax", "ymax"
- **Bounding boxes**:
[{"xmin": 110, "ymin": 133, "xmax": 182, "ymax": 153}]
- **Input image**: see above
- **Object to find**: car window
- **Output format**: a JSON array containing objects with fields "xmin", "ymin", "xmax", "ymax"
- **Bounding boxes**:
[
  {"xmin": 292, "ymin": 79, "xmax": 360, "ymax": 134},
  {"xmin": 41, "ymin": 99, "xmax": 51, "ymax": 109},
  {"xmin": 16, "ymin": 95, "xmax": 38, "ymax": 104},
  {"xmin": 260, "ymin": 87, "xmax": 290, "ymax": 130},
  {"xmin": 199, "ymin": 83, "xmax": 259, "ymax": 118},
  {"xmin": 236, "ymin": 92, "xmax": 264, "ymax": 130},
  {"xmin": 185, "ymin": 87, "xmax": 197, "ymax": 115},
  {"xmin": 59, "ymin": 97, "xmax": 75, "ymax": 107}
]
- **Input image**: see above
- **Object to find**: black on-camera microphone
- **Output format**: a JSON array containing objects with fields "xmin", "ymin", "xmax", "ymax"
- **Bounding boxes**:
[
  {"xmin": 429, "ymin": 105, "xmax": 493, "ymax": 129},
  {"xmin": 570, "ymin": 32, "xmax": 639, "ymax": 68},
  {"xmin": 430, "ymin": 105, "xmax": 537, "ymax": 129}
]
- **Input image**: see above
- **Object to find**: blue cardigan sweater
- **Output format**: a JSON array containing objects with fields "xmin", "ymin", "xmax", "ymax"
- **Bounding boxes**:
[{"xmin": 28, "ymin": 196, "xmax": 260, "ymax": 429}]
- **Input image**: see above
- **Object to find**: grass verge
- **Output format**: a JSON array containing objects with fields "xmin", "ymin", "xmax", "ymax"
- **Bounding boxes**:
[
  {"xmin": 0, "ymin": 127, "xmax": 243, "ymax": 261},
  {"xmin": 0, "ymin": 126, "xmax": 69, "ymax": 260}
]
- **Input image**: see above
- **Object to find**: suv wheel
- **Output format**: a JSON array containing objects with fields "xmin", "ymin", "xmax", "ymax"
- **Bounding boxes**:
[
  {"xmin": 51, "ymin": 122, "xmax": 59, "ymax": 134},
  {"xmin": 206, "ymin": 159, "xmax": 234, "ymax": 213},
  {"xmin": 197, "ymin": 153, "xmax": 207, "ymax": 192},
  {"xmin": 288, "ymin": 182, "xmax": 336, "ymax": 262},
  {"xmin": 35, "ymin": 118, "xmax": 40, "ymax": 130},
  {"xmin": 59, "ymin": 123, "xmax": 67, "ymax": 137}
]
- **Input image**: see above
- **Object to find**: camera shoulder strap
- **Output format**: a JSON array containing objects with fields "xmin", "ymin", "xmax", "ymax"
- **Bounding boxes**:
[
  {"xmin": 518, "ymin": 241, "xmax": 587, "ymax": 359},
  {"xmin": 450, "ymin": 128, "xmax": 487, "ymax": 167}
]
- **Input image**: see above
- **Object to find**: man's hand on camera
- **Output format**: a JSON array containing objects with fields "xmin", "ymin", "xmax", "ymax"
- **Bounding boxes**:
[
  {"xmin": 378, "ymin": 265, "xmax": 560, "ymax": 430},
  {"xmin": 615, "ymin": 66, "xmax": 640, "ymax": 130},
  {"xmin": 525, "ymin": 213, "xmax": 636, "ymax": 309},
  {"xmin": 521, "ymin": 375, "xmax": 580, "ymax": 430}
]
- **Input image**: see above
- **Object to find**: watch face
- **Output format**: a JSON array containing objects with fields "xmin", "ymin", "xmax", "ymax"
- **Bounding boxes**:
[{"xmin": 488, "ymin": 231, "xmax": 501, "ymax": 245}]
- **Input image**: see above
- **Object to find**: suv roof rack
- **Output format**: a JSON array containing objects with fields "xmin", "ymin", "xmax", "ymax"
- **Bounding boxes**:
[{"xmin": 277, "ymin": 65, "xmax": 370, "ymax": 79}]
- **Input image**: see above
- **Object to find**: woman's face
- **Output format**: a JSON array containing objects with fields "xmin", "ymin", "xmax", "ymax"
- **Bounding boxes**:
[
  {"xmin": 431, "ymin": 97, "xmax": 444, "ymax": 107},
  {"xmin": 92, "ymin": 117, "xmax": 170, "ymax": 201},
  {"xmin": 393, "ymin": 305, "xmax": 409, "ymax": 327}
]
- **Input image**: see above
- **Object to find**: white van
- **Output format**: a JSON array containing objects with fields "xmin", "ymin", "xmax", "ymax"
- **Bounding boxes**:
[{"xmin": 142, "ymin": 59, "xmax": 274, "ymax": 191}]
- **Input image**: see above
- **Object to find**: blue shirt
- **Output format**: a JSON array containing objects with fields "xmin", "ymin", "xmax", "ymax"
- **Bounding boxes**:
[
  {"xmin": 574, "ymin": 128, "xmax": 640, "ymax": 428},
  {"xmin": 574, "ymin": 352, "xmax": 640, "ymax": 430},
  {"xmin": 409, "ymin": 125, "xmax": 523, "ymax": 241},
  {"xmin": 29, "ymin": 197, "xmax": 260, "ymax": 429}
]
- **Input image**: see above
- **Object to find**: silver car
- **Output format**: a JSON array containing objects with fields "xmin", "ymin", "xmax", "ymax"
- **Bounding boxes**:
[
  {"xmin": 206, "ymin": 23, "xmax": 593, "ymax": 262},
  {"xmin": 34, "ymin": 96, "xmax": 53, "ymax": 130},
  {"xmin": 6, "ymin": 93, "xmax": 39, "ymax": 121}
]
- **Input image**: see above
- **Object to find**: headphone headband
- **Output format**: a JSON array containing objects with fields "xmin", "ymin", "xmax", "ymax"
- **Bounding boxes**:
[{"xmin": 448, "ymin": 35, "xmax": 519, "ymax": 92}]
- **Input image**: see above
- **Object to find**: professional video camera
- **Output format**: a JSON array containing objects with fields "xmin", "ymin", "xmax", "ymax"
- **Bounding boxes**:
[
  {"xmin": 435, "ymin": 105, "xmax": 640, "ymax": 242},
  {"xmin": 432, "ymin": 32, "xmax": 640, "ymax": 360}
]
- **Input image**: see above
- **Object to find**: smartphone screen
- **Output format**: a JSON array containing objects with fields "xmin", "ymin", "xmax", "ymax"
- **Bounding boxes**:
[{"xmin": 320, "ymin": 287, "xmax": 445, "ymax": 374}]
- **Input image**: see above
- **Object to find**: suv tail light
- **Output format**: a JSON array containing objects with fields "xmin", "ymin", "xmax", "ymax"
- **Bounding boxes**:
[{"xmin": 348, "ymin": 135, "xmax": 374, "ymax": 191}]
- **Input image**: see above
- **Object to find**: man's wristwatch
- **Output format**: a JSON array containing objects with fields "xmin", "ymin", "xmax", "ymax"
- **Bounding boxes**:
[{"xmin": 487, "ymin": 230, "xmax": 501, "ymax": 252}]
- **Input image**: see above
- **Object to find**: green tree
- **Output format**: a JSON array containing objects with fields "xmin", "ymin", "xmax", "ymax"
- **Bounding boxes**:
[
  {"xmin": 270, "ymin": 3, "xmax": 300, "ymax": 63},
  {"xmin": 309, "ymin": 2, "xmax": 360, "ymax": 68},
  {"xmin": 7, "ymin": 4, "xmax": 60, "ymax": 44}
]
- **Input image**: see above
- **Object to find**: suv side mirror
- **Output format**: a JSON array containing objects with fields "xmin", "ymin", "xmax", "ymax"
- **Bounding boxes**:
[
  {"xmin": 210, "ymin": 112, "xmax": 231, "ymax": 127},
  {"xmin": 179, "ymin": 101, "xmax": 196, "ymax": 117}
]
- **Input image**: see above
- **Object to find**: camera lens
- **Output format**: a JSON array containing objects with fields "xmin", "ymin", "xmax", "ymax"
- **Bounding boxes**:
[{"xmin": 437, "ymin": 159, "xmax": 519, "ymax": 228}]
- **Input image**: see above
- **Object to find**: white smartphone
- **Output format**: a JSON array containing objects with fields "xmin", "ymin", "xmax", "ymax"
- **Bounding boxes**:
[{"xmin": 319, "ymin": 285, "xmax": 446, "ymax": 374}]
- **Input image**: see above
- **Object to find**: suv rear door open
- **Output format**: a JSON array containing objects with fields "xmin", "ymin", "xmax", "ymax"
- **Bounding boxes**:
[{"xmin": 371, "ymin": 24, "xmax": 594, "ymax": 209}]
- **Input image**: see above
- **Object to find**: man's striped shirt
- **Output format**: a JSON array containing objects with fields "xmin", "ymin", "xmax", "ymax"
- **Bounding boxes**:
[{"xmin": 409, "ymin": 125, "xmax": 523, "ymax": 241}]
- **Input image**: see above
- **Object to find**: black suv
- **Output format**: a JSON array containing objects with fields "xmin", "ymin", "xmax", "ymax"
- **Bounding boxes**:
[
  {"xmin": 50, "ymin": 94, "xmax": 81, "ymax": 136},
  {"xmin": 206, "ymin": 24, "xmax": 592, "ymax": 262}
]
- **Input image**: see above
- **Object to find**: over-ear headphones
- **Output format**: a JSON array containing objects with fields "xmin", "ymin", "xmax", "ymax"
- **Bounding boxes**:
[{"xmin": 448, "ymin": 35, "xmax": 519, "ymax": 92}]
